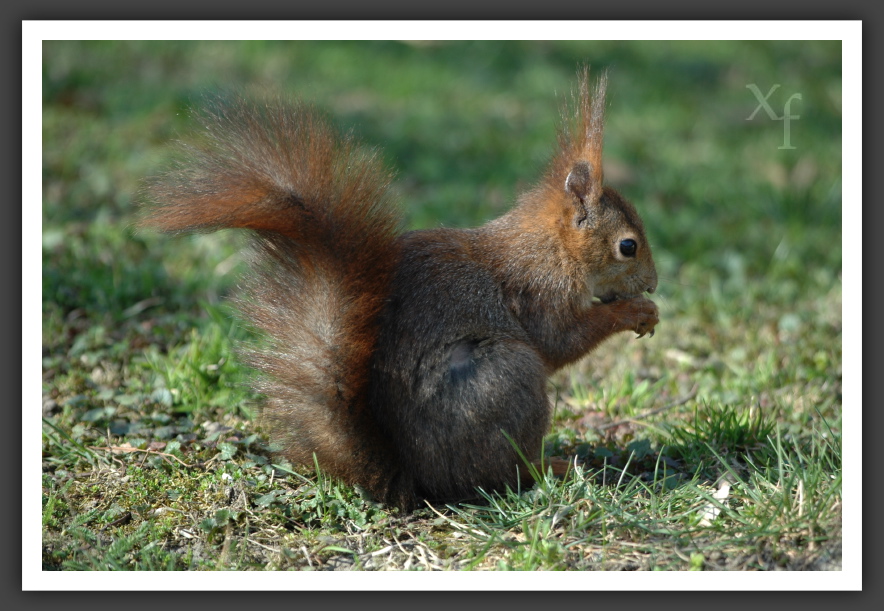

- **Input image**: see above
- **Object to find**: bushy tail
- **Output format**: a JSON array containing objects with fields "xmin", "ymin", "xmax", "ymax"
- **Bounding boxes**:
[{"xmin": 143, "ymin": 95, "xmax": 408, "ymax": 505}]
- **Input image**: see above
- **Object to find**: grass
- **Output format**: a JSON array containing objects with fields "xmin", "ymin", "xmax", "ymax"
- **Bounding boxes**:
[{"xmin": 39, "ymin": 39, "xmax": 844, "ymax": 575}]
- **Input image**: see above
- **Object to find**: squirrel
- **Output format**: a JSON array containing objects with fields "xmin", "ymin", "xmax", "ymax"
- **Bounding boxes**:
[{"xmin": 142, "ymin": 67, "xmax": 659, "ymax": 510}]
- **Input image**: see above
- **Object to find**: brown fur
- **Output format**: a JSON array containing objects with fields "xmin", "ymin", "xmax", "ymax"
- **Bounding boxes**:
[{"xmin": 142, "ymin": 70, "xmax": 658, "ymax": 510}]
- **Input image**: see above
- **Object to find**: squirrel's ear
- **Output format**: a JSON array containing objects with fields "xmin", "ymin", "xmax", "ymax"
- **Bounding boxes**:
[
  {"xmin": 565, "ymin": 159, "xmax": 601, "ymax": 224},
  {"xmin": 565, "ymin": 160, "xmax": 591, "ymax": 202}
]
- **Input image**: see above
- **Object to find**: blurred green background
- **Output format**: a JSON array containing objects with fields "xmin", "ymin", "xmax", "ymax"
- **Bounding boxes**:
[{"xmin": 41, "ymin": 40, "xmax": 842, "ymax": 419}]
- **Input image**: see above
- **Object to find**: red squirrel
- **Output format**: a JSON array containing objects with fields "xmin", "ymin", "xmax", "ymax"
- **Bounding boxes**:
[{"xmin": 143, "ymin": 68, "xmax": 659, "ymax": 510}]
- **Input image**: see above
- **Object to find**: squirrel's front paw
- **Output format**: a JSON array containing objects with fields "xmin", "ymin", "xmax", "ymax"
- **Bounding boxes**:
[{"xmin": 621, "ymin": 296, "xmax": 659, "ymax": 338}]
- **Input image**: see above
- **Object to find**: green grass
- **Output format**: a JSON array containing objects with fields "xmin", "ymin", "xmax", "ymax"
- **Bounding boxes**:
[{"xmin": 40, "ymin": 40, "xmax": 843, "ymax": 574}]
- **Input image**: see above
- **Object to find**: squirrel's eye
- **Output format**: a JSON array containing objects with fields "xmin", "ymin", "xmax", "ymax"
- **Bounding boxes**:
[{"xmin": 619, "ymin": 239, "xmax": 637, "ymax": 257}]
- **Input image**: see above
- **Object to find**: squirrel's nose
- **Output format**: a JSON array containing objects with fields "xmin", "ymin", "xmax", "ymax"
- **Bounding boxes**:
[{"xmin": 646, "ymin": 272, "xmax": 658, "ymax": 294}]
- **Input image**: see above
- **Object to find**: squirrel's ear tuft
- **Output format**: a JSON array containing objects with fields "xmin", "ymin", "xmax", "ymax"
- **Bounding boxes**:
[{"xmin": 553, "ymin": 66, "xmax": 608, "ymax": 223}]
